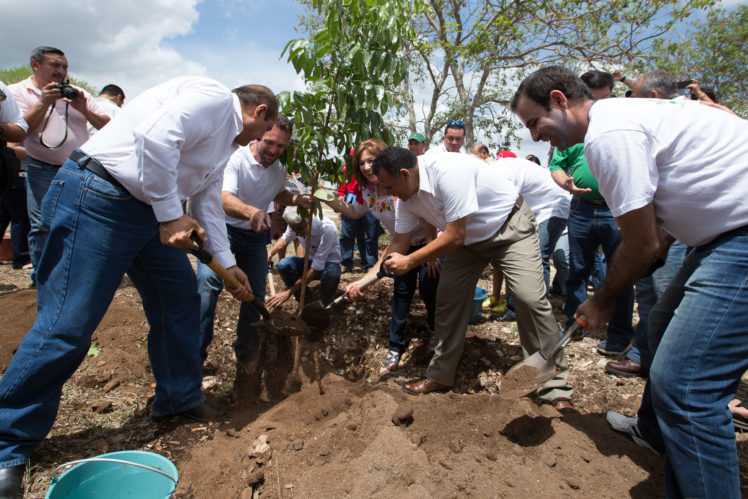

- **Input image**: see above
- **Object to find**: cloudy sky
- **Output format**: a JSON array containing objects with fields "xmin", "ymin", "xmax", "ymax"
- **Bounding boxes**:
[
  {"xmin": 0, "ymin": 0, "xmax": 306, "ymax": 97},
  {"xmin": 0, "ymin": 0, "xmax": 737, "ymax": 160}
]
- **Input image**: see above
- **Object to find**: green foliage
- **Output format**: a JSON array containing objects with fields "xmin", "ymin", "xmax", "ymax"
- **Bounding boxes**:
[
  {"xmin": 279, "ymin": 0, "xmax": 412, "ymax": 188},
  {"xmin": 400, "ymin": 0, "xmax": 715, "ymax": 149},
  {"xmin": 641, "ymin": 5, "xmax": 747, "ymax": 118},
  {"xmin": 0, "ymin": 65, "xmax": 98, "ymax": 95}
]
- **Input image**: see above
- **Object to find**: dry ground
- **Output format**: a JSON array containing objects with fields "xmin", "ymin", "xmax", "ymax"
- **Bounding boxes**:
[{"xmin": 1, "ymin": 257, "xmax": 746, "ymax": 498}]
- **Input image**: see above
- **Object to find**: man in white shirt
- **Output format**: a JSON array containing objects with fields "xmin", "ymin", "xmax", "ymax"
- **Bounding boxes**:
[
  {"xmin": 8, "ymin": 47, "xmax": 110, "ymax": 281},
  {"xmin": 0, "ymin": 76, "xmax": 277, "ymax": 496},
  {"xmin": 364, "ymin": 148, "xmax": 573, "ymax": 411},
  {"xmin": 511, "ymin": 65, "xmax": 748, "ymax": 498},
  {"xmin": 266, "ymin": 207, "xmax": 342, "ymax": 309},
  {"xmin": 196, "ymin": 116, "xmax": 311, "ymax": 374},
  {"xmin": 87, "ymin": 84, "xmax": 125, "ymax": 136},
  {"xmin": 427, "ymin": 121, "xmax": 466, "ymax": 154}
]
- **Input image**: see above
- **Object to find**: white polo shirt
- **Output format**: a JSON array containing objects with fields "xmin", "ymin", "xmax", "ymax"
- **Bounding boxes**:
[
  {"xmin": 281, "ymin": 216, "xmax": 342, "ymax": 271},
  {"xmin": 497, "ymin": 158, "xmax": 571, "ymax": 223},
  {"xmin": 222, "ymin": 142, "xmax": 287, "ymax": 231},
  {"xmin": 584, "ymin": 98, "xmax": 748, "ymax": 247},
  {"xmin": 394, "ymin": 152, "xmax": 518, "ymax": 245},
  {"xmin": 82, "ymin": 76, "xmax": 243, "ymax": 268}
]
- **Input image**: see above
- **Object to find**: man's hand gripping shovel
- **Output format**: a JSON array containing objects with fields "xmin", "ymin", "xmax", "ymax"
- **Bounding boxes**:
[{"xmin": 187, "ymin": 232, "xmax": 310, "ymax": 336}]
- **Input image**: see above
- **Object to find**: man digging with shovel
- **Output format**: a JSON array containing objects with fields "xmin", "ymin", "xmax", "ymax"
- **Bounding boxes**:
[
  {"xmin": 512, "ymin": 66, "xmax": 748, "ymax": 498},
  {"xmin": 349, "ymin": 148, "xmax": 574, "ymax": 412},
  {"xmin": 195, "ymin": 115, "xmax": 311, "ymax": 398},
  {"xmin": 0, "ymin": 77, "xmax": 277, "ymax": 498}
]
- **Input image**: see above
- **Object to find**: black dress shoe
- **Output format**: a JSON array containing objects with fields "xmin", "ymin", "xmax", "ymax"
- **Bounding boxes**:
[
  {"xmin": 0, "ymin": 464, "xmax": 25, "ymax": 499},
  {"xmin": 402, "ymin": 377, "xmax": 450, "ymax": 395},
  {"xmin": 152, "ymin": 401, "xmax": 228, "ymax": 422}
]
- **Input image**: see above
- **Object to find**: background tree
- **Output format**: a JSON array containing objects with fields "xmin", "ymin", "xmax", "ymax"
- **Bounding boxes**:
[
  {"xmin": 639, "ymin": 4, "xmax": 747, "ymax": 118},
  {"xmin": 278, "ymin": 0, "xmax": 411, "ymax": 310},
  {"xmin": 300, "ymin": 0, "xmax": 715, "ymax": 151},
  {"xmin": 0, "ymin": 65, "xmax": 98, "ymax": 95}
]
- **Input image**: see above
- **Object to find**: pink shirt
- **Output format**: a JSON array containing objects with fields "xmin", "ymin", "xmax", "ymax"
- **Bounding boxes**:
[{"xmin": 9, "ymin": 77, "xmax": 103, "ymax": 165}]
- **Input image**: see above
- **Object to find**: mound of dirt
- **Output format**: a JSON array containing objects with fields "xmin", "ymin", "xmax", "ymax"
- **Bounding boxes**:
[{"xmin": 0, "ymin": 261, "xmax": 746, "ymax": 498}]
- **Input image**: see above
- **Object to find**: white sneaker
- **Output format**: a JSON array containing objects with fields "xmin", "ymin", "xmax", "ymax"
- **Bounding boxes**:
[{"xmin": 605, "ymin": 411, "xmax": 661, "ymax": 455}]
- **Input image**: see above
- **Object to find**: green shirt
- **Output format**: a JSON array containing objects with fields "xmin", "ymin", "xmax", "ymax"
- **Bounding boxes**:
[{"xmin": 549, "ymin": 144, "xmax": 604, "ymax": 201}]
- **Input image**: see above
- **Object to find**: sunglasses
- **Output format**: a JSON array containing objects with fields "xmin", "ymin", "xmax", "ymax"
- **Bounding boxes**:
[{"xmin": 446, "ymin": 120, "xmax": 464, "ymax": 128}]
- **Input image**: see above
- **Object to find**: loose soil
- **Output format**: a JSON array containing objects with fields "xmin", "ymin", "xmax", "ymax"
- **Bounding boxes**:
[{"xmin": 1, "ymin": 259, "xmax": 747, "ymax": 498}]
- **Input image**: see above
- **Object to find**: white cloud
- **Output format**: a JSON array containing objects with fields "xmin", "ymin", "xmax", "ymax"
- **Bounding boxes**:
[{"xmin": 0, "ymin": 0, "xmax": 304, "ymax": 99}]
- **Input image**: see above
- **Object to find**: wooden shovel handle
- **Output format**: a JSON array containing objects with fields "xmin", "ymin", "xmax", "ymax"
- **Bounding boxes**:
[{"xmin": 205, "ymin": 258, "xmax": 255, "ymax": 302}]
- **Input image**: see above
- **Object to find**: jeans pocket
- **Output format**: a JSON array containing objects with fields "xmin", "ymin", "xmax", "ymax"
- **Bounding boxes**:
[
  {"xmin": 40, "ymin": 179, "xmax": 65, "ymax": 227},
  {"xmin": 85, "ymin": 176, "xmax": 133, "ymax": 201}
]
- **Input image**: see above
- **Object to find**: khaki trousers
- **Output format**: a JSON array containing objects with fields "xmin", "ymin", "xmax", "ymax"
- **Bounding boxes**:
[{"xmin": 425, "ymin": 202, "xmax": 573, "ymax": 401}]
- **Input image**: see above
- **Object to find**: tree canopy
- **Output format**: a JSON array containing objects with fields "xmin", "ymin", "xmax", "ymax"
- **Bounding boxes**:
[{"xmin": 641, "ymin": 5, "xmax": 747, "ymax": 118}]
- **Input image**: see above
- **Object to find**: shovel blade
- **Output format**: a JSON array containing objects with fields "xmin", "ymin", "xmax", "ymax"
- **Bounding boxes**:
[
  {"xmin": 498, "ymin": 352, "xmax": 548, "ymax": 400},
  {"xmin": 300, "ymin": 300, "xmax": 331, "ymax": 329}
]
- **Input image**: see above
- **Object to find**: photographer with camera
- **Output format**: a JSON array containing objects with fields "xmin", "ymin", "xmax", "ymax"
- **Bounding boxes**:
[{"xmin": 8, "ymin": 46, "xmax": 109, "ymax": 282}]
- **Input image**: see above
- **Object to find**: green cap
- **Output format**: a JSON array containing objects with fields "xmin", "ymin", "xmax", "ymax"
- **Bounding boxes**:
[{"xmin": 408, "ymin": 132, "xmax": 426, "ymax": 143}]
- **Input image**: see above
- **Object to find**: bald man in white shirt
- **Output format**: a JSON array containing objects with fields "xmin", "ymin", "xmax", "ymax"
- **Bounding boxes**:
[{"xmin": 0, "ymin": 76, "xmax": 277, "ymax": 495}]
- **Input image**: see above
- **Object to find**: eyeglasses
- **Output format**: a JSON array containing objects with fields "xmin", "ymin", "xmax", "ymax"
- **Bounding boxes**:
[{"xmin": 446, "ymin": 120, "xmax": 464, "ymax": 128}]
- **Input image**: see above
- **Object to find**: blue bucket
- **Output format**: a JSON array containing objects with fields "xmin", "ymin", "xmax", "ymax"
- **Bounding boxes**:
[
  {"xmin": 46, "ymin": 450, "xmax": 178, "ymax": 499},
  {"xmin": 469, "ymin": 286, "xmax": 488, "ymax": 325}
]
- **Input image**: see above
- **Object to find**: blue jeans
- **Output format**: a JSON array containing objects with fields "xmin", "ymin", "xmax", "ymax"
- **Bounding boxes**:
[
  {"xmin": 551, "ymin": 232, "xmax": 569, "ymax": 297},
  {"xmin": 197, "ymin": 225, "xmax": 267, "ymax": 363},
  {"xmin": 634, "ymin": 226, "xmax": 748, "ymax": 498},
  {"xmin": 0, "ymin": 159, "xmax": 205, "ymax": 468},
  {"xmin": 339, "ymin": 201, "xmax": 380, "ymax": 270},
  {"xmin": 277, "ymin": 256, "xmax": 341, "ymax": 305},
  {"xmin": 628, "ymin": 242, "xmax": 687, "ymax": 366},
  {"xmin": 537, "ymin": 216, "xmax": 567, "ymax": 295},
  {"xmin": 0, "ymin": 174, "xmax": 30, "ymax": 268},
  {"xmin": 564, "ymin": 197, "xmax": 634, "ymax": 348},
  {"xmin": 388, "ymin": 245, "xmax": 440, "ymax": 354},
  {"xmin": 25, "ymin": 157, "xmax": 62, "ymax": 282}
]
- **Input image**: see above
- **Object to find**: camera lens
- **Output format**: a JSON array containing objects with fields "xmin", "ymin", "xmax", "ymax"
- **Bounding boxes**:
[{"xmin": 62, "ymin": 85, "xmax": 79, "ymax": 100}]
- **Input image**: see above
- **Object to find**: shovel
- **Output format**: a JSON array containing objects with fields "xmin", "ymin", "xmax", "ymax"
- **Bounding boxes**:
[
  {"xmin": 186, "ymin": 233, "xmax": 310, "ymax": 337},
  {"xmin": 300, "ymin": 256, "xmax": 396, "ymax": 329},
  {"xmin": 498, "ymin": 316, "xmax": 587, "ymax": 400}
]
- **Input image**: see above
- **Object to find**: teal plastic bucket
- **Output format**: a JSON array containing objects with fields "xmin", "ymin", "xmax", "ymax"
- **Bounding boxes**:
[
  {"xmin": 46, "ymin": 450, "xmax": 178, "ymax": 499},
  {"xmin": 469, "ymin": 286, "xmax": 488, "ymax": 325}
]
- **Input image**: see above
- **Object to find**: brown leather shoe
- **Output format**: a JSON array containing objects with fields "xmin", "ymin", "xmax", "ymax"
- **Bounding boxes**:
[
  {"xmin": 551, "ymin": 397, "xmax": 577, "ymax": 415},
  {"xmin": 402, "ymin": 377, "xmax": 450, "ymax": 395},
  {"xmin": 605, "ymin": 358, "xmax": 649, "ymax": 378}
]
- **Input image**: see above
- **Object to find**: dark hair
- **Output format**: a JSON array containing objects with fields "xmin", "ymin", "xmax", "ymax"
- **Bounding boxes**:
[
  {"xmin": 445, "ymin": 120, "xmax": 465, "ymax": 135},
  {"xmin": 372, "ymin": 146, "xmax": 417, "ymax": 179},
  {"xmin": 639, "ymin": 71, "xmax": 677, "ymax": 99},
  {"xmin": 511, "ymin": 66, "xmax": 593, "ymax": 111},
  {"xmin": 525, "ymin": 154, "xmax": 541, "ymax": 165},
  {"xmin": 477, "ymin": 144, "xmax": 489, "ymax": 155},
  {"xmin": 274, "ymin": 114, "xmax": 293, "ymax": 136},
  {"xmin": 99, "ymin": 84, "xmax": 125, "ymax": 100},
  {"xmin": 232, "ymin": 84, "xmax": 278, "ymax": 120},
  {"xmin": 30, "ymin": 46, "xmax": 64, "ymax": 64},
  {"xmin": 580, "ymin": 70, "xmax": 614, "ymax": 90},
  {"xmin": 352, "ymin": 138, "xmax": 387, "ymax": 185}
]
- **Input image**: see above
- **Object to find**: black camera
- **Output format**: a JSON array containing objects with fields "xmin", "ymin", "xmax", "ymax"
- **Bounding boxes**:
[{"xmin": 56, "ymin": 79, "xmax": 79, "ymax": 100}]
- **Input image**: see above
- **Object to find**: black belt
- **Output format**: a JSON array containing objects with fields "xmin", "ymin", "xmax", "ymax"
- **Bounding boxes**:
[
  {"xmin": 70, "ymin": 149, "xmax": 125, "ymax": 191},
  {"xmin": 577, "ymin": 196, "xmax": 607, "ymax": 209}
]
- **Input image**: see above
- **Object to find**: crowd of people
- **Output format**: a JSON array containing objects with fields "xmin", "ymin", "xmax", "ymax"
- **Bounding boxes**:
[{"xmin": 0, "ymin": 44, "xmax": 746, "ymax": 498}]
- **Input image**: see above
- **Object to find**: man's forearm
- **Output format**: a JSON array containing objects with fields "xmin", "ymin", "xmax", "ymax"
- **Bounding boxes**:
[
  {"xmin": 23, "ymin": 99, "xmax": 53, "ymax": 133},
  {"xmin": 288, "ymin": 268, "xmax": 321, "ymax": 294},
  {"xmin": 595, "ymin": 234, "xmax": 660, "ymax": 306},
  {"xmin": 0, "ymin": 123, "xmax": 26, "ymax": 143},
  {"xmin": 84, "ymin": 110, "xmax": 109, "ymax": 130}
]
